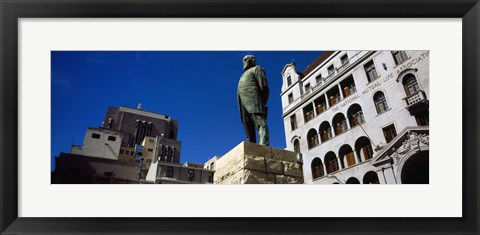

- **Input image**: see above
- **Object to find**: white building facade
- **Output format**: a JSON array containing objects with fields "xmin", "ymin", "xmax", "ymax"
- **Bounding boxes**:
[{"xmin": 281, "ymin": 51, "xmax": 429, "ymax": 184}]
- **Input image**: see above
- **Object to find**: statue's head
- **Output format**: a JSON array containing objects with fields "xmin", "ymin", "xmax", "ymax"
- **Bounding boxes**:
[{"xmin": 242, "ymin": 55, "xmax": 256, "ymax": 70}]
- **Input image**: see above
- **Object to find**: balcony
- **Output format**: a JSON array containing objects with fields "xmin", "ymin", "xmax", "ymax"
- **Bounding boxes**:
[{"xmin": 404, "ymin": 90, "xmax": 429, "ymax": 115}]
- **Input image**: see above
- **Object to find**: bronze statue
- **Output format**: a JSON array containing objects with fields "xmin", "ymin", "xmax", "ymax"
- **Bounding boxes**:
[{"xmin": 237, "ymin": 55, "xmax": 269, "ymax": 146}]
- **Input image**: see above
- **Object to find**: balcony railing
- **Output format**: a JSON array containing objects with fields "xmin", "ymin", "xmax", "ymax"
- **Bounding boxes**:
[{"xmin": 404, "ymin": 90, "xmax": 427, "ymax": 107}]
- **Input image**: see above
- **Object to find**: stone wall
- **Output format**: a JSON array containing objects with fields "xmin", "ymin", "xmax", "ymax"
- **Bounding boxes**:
[{"xmin": 214, "ymin": 142, "xmax": 303, "ymax": 184}]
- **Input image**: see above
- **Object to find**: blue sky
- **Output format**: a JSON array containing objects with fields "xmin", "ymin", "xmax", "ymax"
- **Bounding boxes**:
[{"xmin": 51, "ymin": 51, "xmax": 323, "ymax": 170}]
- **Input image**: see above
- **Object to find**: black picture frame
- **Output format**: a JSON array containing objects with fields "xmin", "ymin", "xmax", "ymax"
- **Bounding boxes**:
[{"xmin": 1, "ymin": 0, "xmax": 478, "ymax": 234}]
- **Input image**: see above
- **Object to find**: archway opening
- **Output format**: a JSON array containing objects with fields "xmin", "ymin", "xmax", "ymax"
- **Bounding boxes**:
[
  {"xmin": 338, "ymin": 144, "xmax": 355, "ymax": 168},
  {"xmin": 347, "ymin": 103, "xmax": 365, "ymax": 128},
  {"xmin": 332, "ymin": 113, "xmax": 348, "ymax": 135},
  {"xmin": 401, "ymin": 151, "xmax": 429, "ymax": 184},
  {"xmin": 363, "ymin": 171, "xmax": 380, "ymax": 184},
  {"xmin": 319, "ymin": 121, "xmax": 332, "ymax": 142},
  {"xmin": 355, "ymin": 136, "xmax": 374, "ymax": 162},
  {"xmin": 311, "ymin": 157, "xmax": 324, "ymax": 180},
  {"xmin": 346, "ymin": 177, "xmax": 360, "ymax": 184},
  {"xmin": 324, "ymin": 151, "xmax": 339, "ymax": 174},
  {"xmin": 307, "ymin": 129, "xmax": 319, "ymax": 149}
]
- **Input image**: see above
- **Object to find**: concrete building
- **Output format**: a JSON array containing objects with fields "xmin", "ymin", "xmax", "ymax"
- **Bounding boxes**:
[
  {"xmin": 53, "ymin": 105, "xmax": 214, "ymax": 184},
  {"xmin": 280, "ymin": 51, "xmax": 429, "ymax": 184},
  {"xmin": 71, "ymin": 128, "xmax": 123, "ymax": 160},
  {"xmin": 145, "ymin": 161, "xmax": 214, "ymax": 184}
]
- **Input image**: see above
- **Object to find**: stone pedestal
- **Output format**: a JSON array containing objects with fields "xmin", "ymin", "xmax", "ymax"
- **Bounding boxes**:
[{"xmin": 214, "ymin": 141, "xmax": 304, "ymax": 184}]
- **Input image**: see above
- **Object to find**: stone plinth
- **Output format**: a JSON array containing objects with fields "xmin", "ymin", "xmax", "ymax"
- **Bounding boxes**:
[{"xmin": 214, "ymin": 141, "xmax": 303, "ymax": 184}]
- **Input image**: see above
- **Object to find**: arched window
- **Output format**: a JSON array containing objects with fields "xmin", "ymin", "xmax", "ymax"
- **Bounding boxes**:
[
  {"xmin": 332, "ymin": 113, "xmax": 348, "ymax": 135},
  {"xmin": 319, "ymin": 121, "xmax": 332, "ymax": 142},
  {"xmin": 339, "ymin": 145, "xmax": 355, "ymax": 168},
  {"xmin": 403, "ymin": 74, "xmax": 420, "ymax": 97},
  {"xmin": 347, "ymin": 103, "xmax": 365, "ymax": 128},
  {"xmin": 324, "ymin": 151, "xmax": 339, "ymax": 174},
  {"xmin": 311, "ymin": 158, "xmax": 324, "ymax": 180},
  {"xmin": 346, "ymin": 177, "xmax": 361, "ymax": 184},
  {"xmin": 373, "ymin": 91, "xmax": 389, "ymax": 114},
  {"xmin": 363, "ymin": 171, "xmax": 380, "ymax": 184},
  {"xmin": 355, "ymin": 136, "xmax": 374, "ymax": 162},
  {"xmin": 293, "ymin": 139, "xmax": 300, "ymax": 154},
  {"xmin": 306, "ymin": 129, "xmax": 319, "ymax": 149},
  {"xmin": 392, "ymin": 51, "xmax": 408, "ymax": 65}
]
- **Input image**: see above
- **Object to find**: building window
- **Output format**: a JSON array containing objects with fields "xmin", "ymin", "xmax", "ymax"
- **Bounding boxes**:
[
  {"xmin": 120, "ymin": 149, "xmax": 124, "ymax": 154},
  {"xmin": 290, "ymin": 114, "xmax": 297, "ymax": 131},
  {"xmin": 392, "ymin": 51, "xmax": 408, "ymax": 65},
  {"xmin": 287, "ymin": 76, "xmax": 292, "ymax": 87},
  {"xmin": 303, "ymin": 104, "xmax": 314, "ymax": 123},
  {"xmin": 188, "ymin": 169, "xmax": 195, "ymax": 182},
  {"xmin": 383, "ymin": 124, "xmax": 397, "ymax": 143},
  {"xmin": 147, "ymin": 148, "xmax": 153, "ymax": 152},
  {"xmin": 403, "ymin": 74, "xmax": 421, "ymax": 97},
  {"xmin": 347, "ymin": 104, "xmax": 365, "ymax": 127},
  {"xmin": 288, "ymin": 93, "xmax": 294, "ymax": 104},
  {"xmin": 166, "ymin": 167, "xmax": 174, "ymax": 178},
  {"xmin": 327, "ymin": 65, "xmax": 335, "ymax": 76},
  {"xmin": 373, "ymin": 91, "xmax": 389, "ymax": 114},
  {"xmin": 325, "ymin": 152, "xmax": 339, "ymax": 174},
  {"xmin": 332, "ymin": 113, "xmax": 348, "ymax": 136},
  {"xmin": 304, "ymin": 83, "xmax": 311, "ymax": 92},
  {"xmin": 340, "ymin": 75, "xmax": 356, "ymax": 98},
  {"xmin": 104, "ymin": 171, "xmax": 114, "ymax": 177},
  {"xmin": 340, "ymin": 54, "xmax": 349, "ymax": 66},
  {"xmin": 307, "ymin": 129, "xmax": 319, "ymax": 149},
  {"xmin": 364, "ymin": 60, "xmax": 378, "ymax": 82},
  {"xmin": 327, "ymin": 86, "xmax": 341, "ymax": 107},
  {"xmin": 311, "ymin": 158, "xmax": 324, "ymax": 180},
  {"xmin": 355, "ymin": 136, "xmax": 374, "ymax": 161},
  {"xmin": 315, "ymin": 74, "xmax": 323, "ymax": 84},
  {"xmin": 293, "ymin": 139, "xmax": 300, "ymax": 154},
  {"xmin": 107, "ymin": 135, "xmax": 116, "ymax": 141},
  {"xmin": 208, "ymin": 173, "xmax": 214, "ymax": 183},
  {"xmin": 149, "ymin": 139, "xmax": 155, "ymax": 143},
  {"xmin": 416, "ymin": 111, "xmax": 429, "ymax": 126},
  {"xmin": 125, "ymin": 150, "xmax": 130, "ymax": 154},
  {"xmin": 314, "ymin": 96, "xmax": 327, "ymax": 115},
  {"xmin": 339, "ymin": 145, "xmax": 355, "ymax": 168},
  {"xmin": 319, "ymin": 121, "xmax": 332, "ymax": 142},
  {"xmin": 91, "ymin": 133, "xmax": 101, "ymax": 139}
]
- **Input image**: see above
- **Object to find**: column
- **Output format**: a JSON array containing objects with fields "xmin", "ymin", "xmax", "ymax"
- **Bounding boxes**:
[
  {"xmin": 338, "ymin": 84, "xmax": 344, "ymax": 100},
  {"xmin": 382, "ymin": 165, "xmax": 397, "ymax": 184},
  {"xmin": 336, "ymin": 157, "xmax": 342, "ymax": 171},
  {"xmin": 376, "ymin": 169, "xmax": 387, "ymax": 184},
  {"xmin": 312, "ymin": 102, "xmax": 318, "ymax": 117},
  {"xmin": 355, "ymin": 148, "xmax": 365, "ymax": 162},
  {"xmin": 325, "ymin": 93, "xmax": 330, "ymax": 109}
]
